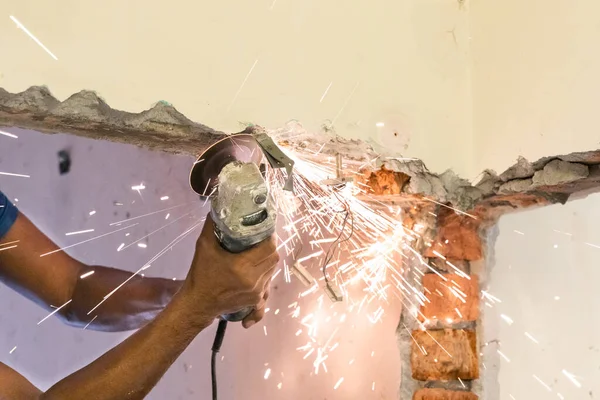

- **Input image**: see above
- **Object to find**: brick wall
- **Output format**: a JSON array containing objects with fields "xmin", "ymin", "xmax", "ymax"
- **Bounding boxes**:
[{"xmin": 399, "ymin": 207, "xmax": 484, "ymax": 400}]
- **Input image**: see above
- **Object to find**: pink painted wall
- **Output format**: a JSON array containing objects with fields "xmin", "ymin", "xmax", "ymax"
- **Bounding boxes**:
[{"xmin": 0, "ymin": 128, "xmax": 401, "ymax": 399}]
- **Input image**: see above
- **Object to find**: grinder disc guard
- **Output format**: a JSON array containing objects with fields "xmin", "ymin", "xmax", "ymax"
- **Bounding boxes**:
[{"xmin": 189, "ymin": 134, "xmax": 263, "ymax": 198}]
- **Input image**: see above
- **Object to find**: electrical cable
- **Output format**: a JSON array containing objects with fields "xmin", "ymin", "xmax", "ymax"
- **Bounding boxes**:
[
  {"xmin": 211, "ymin": 319, "xmax": 228, "ymax": 400},
  {"xmin": 322, "ymin": 189, "xmax": 355, "ymax": 284}
]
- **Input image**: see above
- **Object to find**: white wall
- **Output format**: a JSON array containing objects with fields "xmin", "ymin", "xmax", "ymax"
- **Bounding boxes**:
[
  {"xmin": 484, "ymin": 195, "xmax": 600, "ymax": 399},
  {"xmin": 0, "ymin": 129, "xmax": 401, "ymax": 399},
  {"xmin": 470, "ymin": 0, "xmax": 600, "ymax": 175},
  {"xmin": 0, "ymin": 0, "xmax": 473, "ymax": 177}
]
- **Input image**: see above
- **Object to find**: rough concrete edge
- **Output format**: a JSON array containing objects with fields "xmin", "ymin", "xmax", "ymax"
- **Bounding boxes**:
[
  {"xmin": 3, "ymin": 86, "xmax": 600, "ymax": 214},
  {"xmin": 470, "ymin": 222, "xmax": 501, "ymax": 400},
  {"xmin": 0, "ymin": 86, "xmax": 226, "ymax": 156}
]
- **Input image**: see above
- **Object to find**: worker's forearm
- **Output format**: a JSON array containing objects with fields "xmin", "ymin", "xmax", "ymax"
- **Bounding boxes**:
[
  {"xmin": 62, "ymin": 265, "xmax": 183, "ymax": 332},
  {"xmin": 42, "ymin": 287, "xmax": 212, "ymax": 400}
]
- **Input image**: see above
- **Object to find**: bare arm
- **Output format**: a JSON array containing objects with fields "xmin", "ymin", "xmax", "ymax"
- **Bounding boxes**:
[
  {"xmin": 42, "ymin": 288, "xmax": 213, "ymax": 399},
  {"xmin": 0, "ymin": 212, "xmax": 182, "ymax": 331},
  {"xmin": 0, "ymin": 216, "xmax": 279, "ymax": 400}
]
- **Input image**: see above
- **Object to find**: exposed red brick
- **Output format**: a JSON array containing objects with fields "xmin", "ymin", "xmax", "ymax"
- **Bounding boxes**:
[
  {"xmin": 429, "ymin": 258, "xmax": 469, "ymax": 275},
  {"xmin": 411, "ymin": 329, "xmax": 478, "ymax": 381},
  {"xmin": 420, "ymin": 274, "xmax": 479, "ymax": 323},
  {"xmin": 362, "ymin": 166, "xmax": 411, "ymax": 195},
  {"xmin": 424, "ymin": 207, "xmax": 482, "ymax": 260},
  {"xmin": 413, "ymin": 388, "xmax": 478, "ymax": 400}
]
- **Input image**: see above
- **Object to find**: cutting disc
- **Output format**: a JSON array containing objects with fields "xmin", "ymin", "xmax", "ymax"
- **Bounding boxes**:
[{"xmin": 189, "ymin": 134, "xmax": 263, "ymax": 198}]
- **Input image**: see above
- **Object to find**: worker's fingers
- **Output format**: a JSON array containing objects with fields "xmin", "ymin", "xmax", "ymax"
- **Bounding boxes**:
[
  {"xmin": 242, "ymin": 287, "xmax": 270, "ymax": 329},
  {"xmin": 242, "ymin": 308, "xmax": 264, "ymax": 329}
]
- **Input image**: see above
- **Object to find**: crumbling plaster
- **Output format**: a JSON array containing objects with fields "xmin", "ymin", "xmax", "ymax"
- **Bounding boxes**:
[
  {"xmin": 4, "ymin": 85, "xmax": 600, "ymax": 399},
  {"xmin": 3, "ymin": 86, "xmax": 600, "ymax": 216}
]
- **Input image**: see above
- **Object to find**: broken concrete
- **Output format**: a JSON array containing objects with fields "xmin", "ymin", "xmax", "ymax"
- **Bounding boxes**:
[
  {"xmin": 3, "ymin": 86, "xmax": 600, "ymax": 217},
  {"xmin": 0, "ymin": 86, "xmax": 225, "ymax": 156},
  {"xmin": 531, "ymin": 159, "xmax": 589, "ymax": 186},
  {"xmin": 499, "ymin": 156, "xmax": 535, "ymax": 181},
  {"xmin": 497, "ymin": 178, "xmax": 532, "ymax": 194}
]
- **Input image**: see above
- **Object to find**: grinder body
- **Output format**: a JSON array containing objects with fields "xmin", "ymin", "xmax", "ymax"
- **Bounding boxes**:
[{"xmin": 211, "ymin": 161, "xmax": 276, "ymax": 322}]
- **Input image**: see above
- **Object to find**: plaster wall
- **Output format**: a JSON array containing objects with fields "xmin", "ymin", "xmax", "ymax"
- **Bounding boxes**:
[
  {"xmin": 1, "ymin": 0, "xmax": 473, "ymax": 177},
  {"xmin": 484, "ymin": 195, "xmax": 600, "ymax": 399},
  {"xmin": 470, "ymin": 0, "xmax": 600, "ymax": 175}
]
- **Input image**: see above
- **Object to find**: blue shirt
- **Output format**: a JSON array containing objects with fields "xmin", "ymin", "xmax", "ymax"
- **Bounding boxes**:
[{"xmin": 0, "ymin": 191, "xmax": 18, "ymax": 239}]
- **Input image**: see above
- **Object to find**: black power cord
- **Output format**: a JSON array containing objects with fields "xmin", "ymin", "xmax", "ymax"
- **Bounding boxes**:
[{"xmin": 211, "ymin": 319, "xmax": 228, "ymax": 400}]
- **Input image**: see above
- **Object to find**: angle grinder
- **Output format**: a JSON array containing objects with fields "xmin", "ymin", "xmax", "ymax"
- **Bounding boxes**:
[
  {"xmin": 189, "ymin": 133, "xmax": 277, "ymax": 322},
  {"xmin": 190, "ymin": 131, "xmax": 295, "ymax": 400}
]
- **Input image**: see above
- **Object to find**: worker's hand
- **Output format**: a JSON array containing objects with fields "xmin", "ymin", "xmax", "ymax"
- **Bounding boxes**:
[
  {"xmin": 182, "ymin": 215, "xmax": 279, "ymax": 324},
  {"xmin": 242, "ymin": 284, "xmax": 271, "ymax": 329}
]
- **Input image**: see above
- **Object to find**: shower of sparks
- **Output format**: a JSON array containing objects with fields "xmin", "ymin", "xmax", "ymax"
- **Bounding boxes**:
[
  {"xmin": 12, "ymin": 124, "xmax": 495, "ymax": 395},
  {"xmin": 160, "ymin": 196, "xmax": 169, "ymax": 201},
  {"xmin": 120, "ymin": 210, "xmax": 196, "ymax": 251},
  {"xmin": 0, "ymin": 171, "xmax": 30, "ymax": 178},
  {"xmin": 65, "ymin": 229, "xmax": 95, "ymax": 236},
  {"xmin": 108, "ymin": 203, "xmax": 192, "ymax": 226},
  {"xmin": 0, "ymin": 130, "xmax": 18, "ymax": 139},
  {"xmin": 227, "ymin": 59, "xmax": 259, "ymax": 112},
  {"xmin": 131, "ymin": 183, "xmax": 146, "ymax": 191},
  {"xmin": 331, "ymin": 81, "xmax": 359, "ymax": 125},
  {"xmin": 40, "ymin": 224, "xmax": 138, "ymax": 257},
  {"xmin": 83, "ymin": 315, "xmax": 98, "ymax": 330},
  {"xmin": 513, "ymin": 230, "xmax": 525, "ymax": 235},
  {"xmin": 9, "ymin": 346, "xmax": 17, "ymax": 354},
  {"xmin": 497, "ymin": 349, "xmax": 510, "ymax": 362},
  {"xmin": 500, "ymin": 314, "xmax": 514, "ymax": 325},
  {"xmin": 561, "ymin": 369, "xmax": 582, "ymax": 388},
  {"xmin": 80, "ymin": 271, "xmax": 95, "ymax": 279},
  {"xmin": 481, "ymin": 290, "xmax": 502, "ymax": 303},
  {"xmin": 137, "ymin": 243, "xmax": 147, "ymax": 248},
  {"xmin": 87, "ymin": 220, "xmax": 203, "ymax": 315},
  {"xmin": 37, "ymin": 299, "xmax": 72, "ymax": 325},
  {"xmin": 422, "ymin": 197, "xmax": 477, "ymax": 219},
  {"xmin": 0, "ymin": 245, "xmax": 18, "ymax": 252},
  {"xmin": 333, "ymin": 377, "xmax": 344, "ymax": 390},
  {"xmin": 553, "ymin": 229, "xmax": 572, "ymax": 236},
  {"xmin": 9, "ymin": 16, "xmax": 58, "ymax": 60},
  {"xmin": 533, "ymin": 374, "xmax": 553, "ymax": 392},
  {"xmin": 319, "ymin": 82, "xmax": 333, "ymax": 103},
  {"xmin": 584, "ymin": 242, "xmax": 600, "ymax": 249},
  {"xmin": 524, "ymin": 332, "xmax": 539, "ymax": 344},
  {"xmin": 89, "ymin": 210, "xmax": 96, "ymax": 216}
]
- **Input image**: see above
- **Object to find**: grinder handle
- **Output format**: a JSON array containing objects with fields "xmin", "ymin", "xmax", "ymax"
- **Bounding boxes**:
[{"xmin": 213, "ymin": 225, "xmax": 260, "ymax": 322}]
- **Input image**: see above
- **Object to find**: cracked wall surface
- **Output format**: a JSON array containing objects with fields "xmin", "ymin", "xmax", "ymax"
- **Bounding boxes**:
[{"xmin": 3, "ymin": 85, "xmax": 600, "ymax": 400}]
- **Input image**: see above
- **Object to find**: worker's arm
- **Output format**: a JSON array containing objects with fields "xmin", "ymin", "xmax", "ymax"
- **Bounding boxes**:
[
  {"xmin": 0, "ymin": 216, "xmax": 279, "ymax": 400},
  {"xmin": 0, "ymin": 209, "xmax": 183, "ymax": 331},
  {"xmin": 0, "ymin": 190, "xmax": 267, "ymax": 331}
]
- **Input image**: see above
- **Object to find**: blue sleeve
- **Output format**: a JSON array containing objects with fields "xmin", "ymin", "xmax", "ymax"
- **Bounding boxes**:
[{"xmin": 0, "ymin": 191, "xmax": 18, "ymax": 239}]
